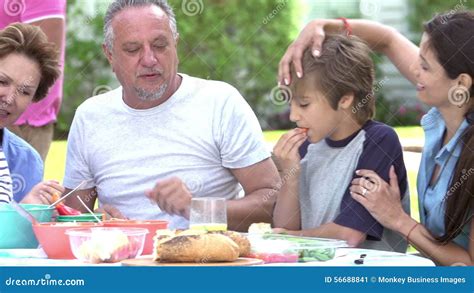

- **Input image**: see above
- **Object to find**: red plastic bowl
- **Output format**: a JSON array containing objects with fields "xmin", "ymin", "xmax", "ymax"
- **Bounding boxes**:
[
  {"xmin": 103, "ymin": 220, "xmax": 168, "ymax": 255},
  {"xmin": 33, "ymin": 222, "xmax": 103, "ymax": 259}
]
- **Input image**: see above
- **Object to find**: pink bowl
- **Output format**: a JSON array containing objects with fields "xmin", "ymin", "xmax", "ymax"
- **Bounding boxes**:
[
  {"xmin": 103, "ymin": 220, "xmax": 168, "ymax": 255},
  {"xmin": 33, "ymin": 222, "xmax": 103, "ymax": 259}
]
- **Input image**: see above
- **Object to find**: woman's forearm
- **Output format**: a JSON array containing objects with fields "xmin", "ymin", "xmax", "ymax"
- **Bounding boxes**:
[
  {"xmin": 321, "ymin": 19, "xmax": 394, "ymax": 52},
  {"xmin": 396, "ymin": 215, "xmax": 474, "ymax": 266}
]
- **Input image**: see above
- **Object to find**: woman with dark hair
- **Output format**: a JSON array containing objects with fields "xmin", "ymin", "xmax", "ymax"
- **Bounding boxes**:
[
  {"xmin": 0, "ymin": 22, "xmax": 64, "ymax": 204},
  {"xmin": 278, "ymin": 11, "xmax": 473, "ymax": 265}
]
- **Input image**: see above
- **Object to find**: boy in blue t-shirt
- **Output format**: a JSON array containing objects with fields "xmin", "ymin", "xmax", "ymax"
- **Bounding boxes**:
[{"xmin": 272, "ymin": 34, "xmax": 409, "ymax": 252}]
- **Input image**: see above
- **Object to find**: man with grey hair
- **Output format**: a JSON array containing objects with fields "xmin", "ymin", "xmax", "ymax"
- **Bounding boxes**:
[{"xmin": 63, "ymin": 0, "xmax": 280, "ymax": 231}]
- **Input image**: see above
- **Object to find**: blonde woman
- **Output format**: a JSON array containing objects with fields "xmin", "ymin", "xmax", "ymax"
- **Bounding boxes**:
[{"xmin": 0, "ymin": 23, "xmax": 63, "ymax": 205}]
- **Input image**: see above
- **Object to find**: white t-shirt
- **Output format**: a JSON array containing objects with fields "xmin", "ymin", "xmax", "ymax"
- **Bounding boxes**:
[{"xmin": 64, "ymin": 74, "xmax": 269, "ymax": 228}]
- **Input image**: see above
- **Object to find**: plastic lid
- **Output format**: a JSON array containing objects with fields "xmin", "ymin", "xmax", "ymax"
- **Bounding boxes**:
[
  {"xmin": 247, "ymin": 233, "xmax": 348, "ymax": 250},
  {"xmin": 65, "ymin": 227, "xmax": 149, "ymax": 237},
  {"xmin": 56, "ymin": 213, "xmax": 103, "ymax": 222}
]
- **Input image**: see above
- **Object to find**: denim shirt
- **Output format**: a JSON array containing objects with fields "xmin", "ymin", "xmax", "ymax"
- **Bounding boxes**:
[
  {"xmin": 1, "ymin": 128, "xmax": 43, "ymax": 201},
  {"xmin": 417, "ymin": 108, "xmax": 470, "ymax": 249}
]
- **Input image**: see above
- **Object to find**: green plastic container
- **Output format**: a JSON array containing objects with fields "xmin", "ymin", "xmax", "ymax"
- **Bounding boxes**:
[
  {"xmin": 247, "ymin": 234, "xmax": 348, "ymax": 263},
  {"xmin": 56, "ymin": 213, "xmax": 103, "ymax": 223},
  {"xmin": 0, "ymin": 204, "xmax": 54, "ymax": 248}
]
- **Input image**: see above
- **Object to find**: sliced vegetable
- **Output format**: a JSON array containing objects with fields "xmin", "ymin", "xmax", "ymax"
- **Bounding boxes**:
[
  {"xmin": 56, "ymin": 204, "xmax": 82, "ymax": 216},
  {"xmin": 51, "ymin": 193, "xmax": 60, "ymax": 203},
  {"xmin": 257, "ymin": 234, "xmax": 340, "ymax": 262},
  {"xmin": 299, "ymin": 247, "xmax": 335, "ymax": 262},
  {"xmin": 51, "ymin": 193, "xmax": 82, "ymax": 216}
]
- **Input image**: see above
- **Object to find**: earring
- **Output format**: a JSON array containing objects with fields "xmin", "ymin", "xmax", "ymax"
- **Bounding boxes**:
[{"xmin": 448, "ymin": 85, "xmax": 470, "ymax": 108}]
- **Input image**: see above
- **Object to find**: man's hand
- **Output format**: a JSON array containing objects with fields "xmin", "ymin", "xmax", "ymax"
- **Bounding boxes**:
[
  {"xmin": 146, "ymin": 177, "xmax": 192, "ymax": 218},
  {"xmin": 95, "ymin": 204, "xmax": 127, "ymax": 220}
]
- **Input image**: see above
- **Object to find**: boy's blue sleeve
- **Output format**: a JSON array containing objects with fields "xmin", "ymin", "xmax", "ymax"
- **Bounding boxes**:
[
  {"xmin": 334, "ymin": 123, "xmax": 408, "ymax": 240},
  {"xmin": 299, "ymin": 140, "xmax": 311, "ymax": 159}
]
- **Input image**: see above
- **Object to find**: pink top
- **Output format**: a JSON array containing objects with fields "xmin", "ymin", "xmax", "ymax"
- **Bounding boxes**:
[{"xmin": 1, "ymin": 0, "xmax": 66, "ymax": 127}]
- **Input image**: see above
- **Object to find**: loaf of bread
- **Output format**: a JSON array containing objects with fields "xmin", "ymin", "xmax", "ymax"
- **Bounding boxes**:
[
  {"xmin": 154, "ymin": 233, "xmax": 240, "ymax": 263},
  {"xmin": 212, "ymin": 231, "xmax": 251, "ymax": 257}
]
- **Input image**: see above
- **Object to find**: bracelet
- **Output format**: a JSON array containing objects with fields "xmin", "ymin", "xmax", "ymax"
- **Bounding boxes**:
[
  {"xmin": 406, "ymin": 222, "xmax": 419, "ymax": 242},
  {"xmin": 337, "ymin": 17, "xmax": 352, "ymax": 36}
]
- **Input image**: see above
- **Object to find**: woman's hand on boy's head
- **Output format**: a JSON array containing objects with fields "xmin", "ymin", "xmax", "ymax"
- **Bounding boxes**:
[
  {"xmin": 21, "ymin": 180, "xmax": 65, "ymax": 205},
  {"xmin": 349, "ymin": 166, "xmax": 407, "ymax": 231},
  {"xmin": 278, "ymin": 20, "xmax": 325, "ymax": 86},
  {"xmin": 272, "ymin": 128, "xmax": 307, "ymax": 172}
]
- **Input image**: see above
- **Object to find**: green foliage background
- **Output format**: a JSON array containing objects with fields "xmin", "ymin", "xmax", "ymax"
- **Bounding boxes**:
[
  {"xmin": 408, "ymin": 0, "xmax": 473, "ymax": 37},
  {"xmin": 57, "ymin": 0, "xmax": 299, "ymax": 137},
  {"xmin": 175, "ymin": 0, "xmax": 298, "ymax": 130}
]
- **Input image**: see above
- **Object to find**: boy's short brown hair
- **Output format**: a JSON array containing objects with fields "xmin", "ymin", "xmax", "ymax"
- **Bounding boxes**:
[
  {"xmin": 290, "ymin": 34, "xmax": 375, "ymax": 124},
  {"xmin": 0, "ymin": 23, "xmax": 60, "ymax": 102}
]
